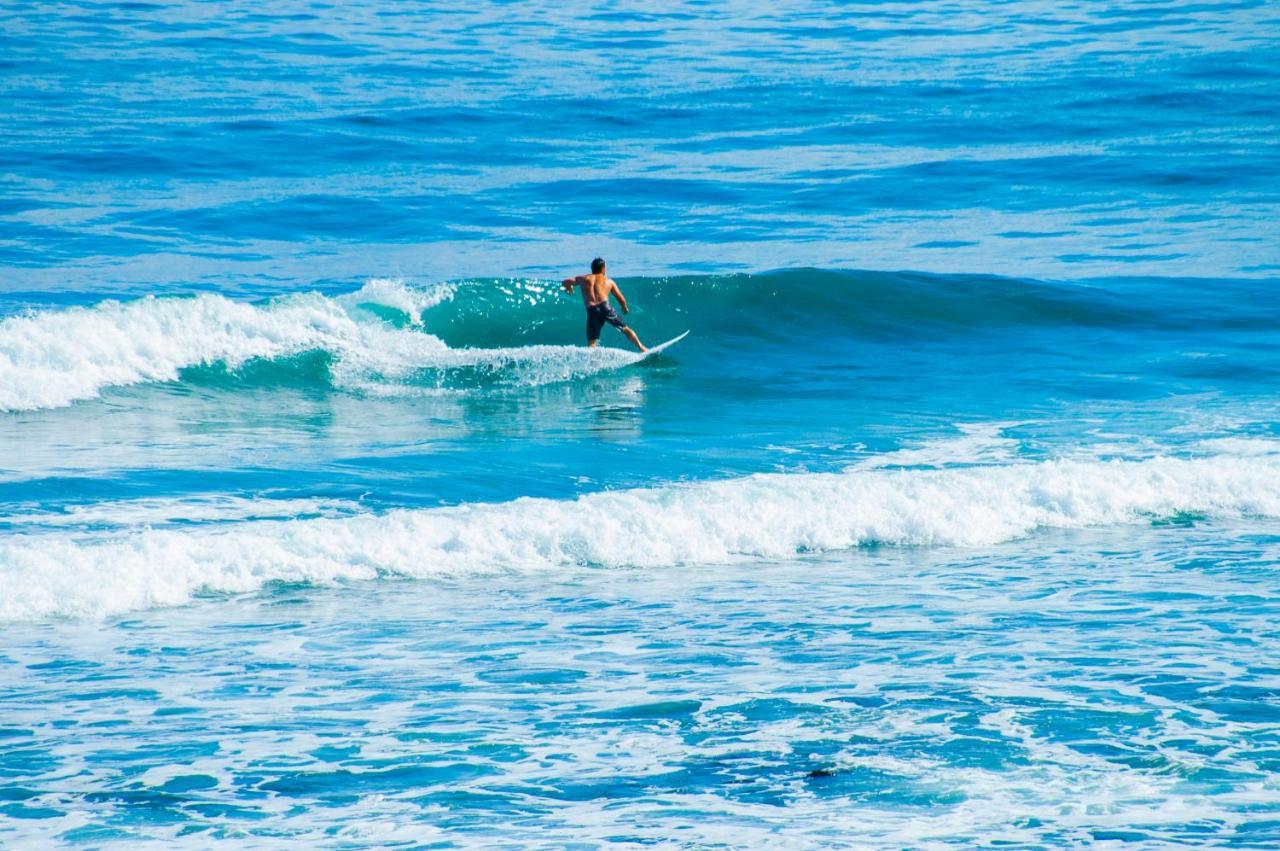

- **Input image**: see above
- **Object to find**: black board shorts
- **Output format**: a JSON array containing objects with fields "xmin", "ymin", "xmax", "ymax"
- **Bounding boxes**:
[{"xmin": 586, "ymin": 301, "xmax": 627, "ymax": 341}]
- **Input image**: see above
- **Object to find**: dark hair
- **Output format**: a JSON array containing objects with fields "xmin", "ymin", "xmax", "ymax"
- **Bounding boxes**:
[{"xmin": 591, "ymin": 257, "xmax": 605, "ymax": 274}]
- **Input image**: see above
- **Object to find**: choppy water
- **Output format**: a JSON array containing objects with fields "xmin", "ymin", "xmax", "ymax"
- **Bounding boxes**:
[
  {"xmin": 5, "ymin": 0, "xmax": 1279, "ymax": 287},
  {"xmin": 2, "ymin": 0, "xmax": 1280, "ymax": 847}
]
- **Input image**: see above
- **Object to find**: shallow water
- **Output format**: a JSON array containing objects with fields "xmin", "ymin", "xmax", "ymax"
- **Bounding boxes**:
[
  {"xmin": 5, "ymin": 525, "xmax": 1280, "ymax": 847},
  {"xmin": 3, "ymin": 0, "xmax": 1280, "ymax": 847}
]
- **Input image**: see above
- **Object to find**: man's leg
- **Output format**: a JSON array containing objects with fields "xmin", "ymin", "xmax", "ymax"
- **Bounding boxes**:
[
  {"xmin": 587, "ymin": 312, "xmax": 604, "ymax": 347},
  {"xmin": 621, "ymin": 327, "xmax": 646, "ymax": 352}
]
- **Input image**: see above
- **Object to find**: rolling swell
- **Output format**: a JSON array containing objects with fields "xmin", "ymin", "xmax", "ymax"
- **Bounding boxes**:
[{"xmin": 0, "ymin": 270, "xmax": 1271, "ymax": 411}]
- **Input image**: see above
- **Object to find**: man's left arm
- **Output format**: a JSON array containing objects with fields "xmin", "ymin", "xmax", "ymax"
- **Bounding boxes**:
[{"xmin": 610, "ymin": 280, "xmax": 630, "ymax": 314}]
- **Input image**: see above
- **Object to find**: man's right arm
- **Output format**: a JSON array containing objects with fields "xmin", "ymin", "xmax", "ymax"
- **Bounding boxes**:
[{"xmin": 562, "ymin": 275, "xmax": 586, "ymax": 293}]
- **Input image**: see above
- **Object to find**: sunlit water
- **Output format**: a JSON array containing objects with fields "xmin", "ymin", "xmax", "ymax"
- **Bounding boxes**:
[{"xmin": 2, "ymin": 0, "xmax": 1280, "ymax": 847}]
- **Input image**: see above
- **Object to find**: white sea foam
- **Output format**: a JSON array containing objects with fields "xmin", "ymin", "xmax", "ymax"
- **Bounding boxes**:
[
  {"xmin": 851, "ymin": 422, "xmax": 1026, "ymax": 469},
  {"xmin": 0, "ymin": 283, "xmax": 633, "ymax": 411},
  {"xmin": 338, "ymin": 278, "xmax": 455, "ymax": 324},
  {"xmin": 1194, "ymin": 436, "xmax": 1280, "ymax": 456},
  {"xmin": 0, "ymin": 495, "xmax": 365, "ymax": 530},
  {"xmin": 3, "ymin": 452, "xmax": 1280, "ymax": 621}
]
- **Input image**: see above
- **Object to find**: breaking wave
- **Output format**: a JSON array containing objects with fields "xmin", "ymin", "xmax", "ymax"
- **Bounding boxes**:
[
  {"xmin": 0, "ymin": 280, "xmax": 636, "ymax": 411},
  {"xmin": 2, "ymin": 269, "xmax": 1272, "ymax": 412},
  {"xmin": 4, "ymin": 449, "xmax": 1280, "ymax": 621}
]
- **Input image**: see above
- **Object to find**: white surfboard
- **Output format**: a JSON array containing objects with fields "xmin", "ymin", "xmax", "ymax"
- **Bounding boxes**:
[{"xmin": 638, "ymin": 330, "xmax": 689, "ymax": 361}]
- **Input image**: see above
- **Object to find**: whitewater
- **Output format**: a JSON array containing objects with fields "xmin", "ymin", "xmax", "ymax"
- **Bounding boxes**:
[
  {"xmin": 5, "ymin": 450, "xmax": 1280, "ymax": 621},
  {"xmin": 0, "ymin": 281, "xmax": 641, "ymax": 411}
]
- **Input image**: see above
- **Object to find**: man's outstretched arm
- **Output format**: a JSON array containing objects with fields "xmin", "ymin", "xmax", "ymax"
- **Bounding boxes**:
[{"xmin": 562, "ymin": 275, "xmax": 589, "ymax": 293}]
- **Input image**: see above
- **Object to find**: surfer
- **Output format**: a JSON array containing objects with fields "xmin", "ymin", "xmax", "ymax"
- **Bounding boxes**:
[{"xmin": 562, "ymin": 258, "xmax": 647, "ymax": 352}]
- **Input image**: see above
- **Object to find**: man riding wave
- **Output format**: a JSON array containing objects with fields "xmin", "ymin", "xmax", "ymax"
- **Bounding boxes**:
[{"xmin": 562, "ymin": 258, "xmax": 646, "ymax": 352}]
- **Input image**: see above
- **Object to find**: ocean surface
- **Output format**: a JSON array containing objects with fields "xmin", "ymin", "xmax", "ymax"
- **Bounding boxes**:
[{"xmin": 3, "ymin": 0, "xmax": 1280, "ymax": 847}]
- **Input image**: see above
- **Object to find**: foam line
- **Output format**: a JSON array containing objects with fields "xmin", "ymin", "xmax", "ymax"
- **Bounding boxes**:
[{"xmin": 3, "ymin": 453, "xmax": 1279, "ymax": 621}]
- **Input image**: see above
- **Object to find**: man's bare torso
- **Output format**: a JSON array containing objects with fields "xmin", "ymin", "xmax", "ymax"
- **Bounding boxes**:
[
  {"xmin": 576, "ymin": 273, "xmax": 613, "ymax": 307},
  {"xmin": 561, "ymin": 260, "xmax": 645, "ymax": 351}
]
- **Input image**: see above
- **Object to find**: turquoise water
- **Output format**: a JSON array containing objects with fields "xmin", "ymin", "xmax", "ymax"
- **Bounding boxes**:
[{"xmin": 3, "ymin": 0, "xmax": 1280, "ymax": 847}]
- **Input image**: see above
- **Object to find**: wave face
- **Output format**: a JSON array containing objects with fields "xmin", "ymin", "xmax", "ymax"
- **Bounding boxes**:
[
  {"xmin": 5, "ymin": 451, "xmax": 1279, "ymax": 621},
  {"xmin": 417, "ymin": 270, "xmax": 1271, "ymax": 348},
  {"xmin": 2, "ymin": 271, "xmax": 1276, "ymax": 412}
]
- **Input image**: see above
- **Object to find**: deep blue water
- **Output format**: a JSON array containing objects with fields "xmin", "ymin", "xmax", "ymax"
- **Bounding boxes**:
[
  {"xmin": 4, "ymin": 0, "xmax": 1279, "ymax": 289},
  {"xmin": 2, "ymin": 0, "xmax": 1280, "ymax": 847}
]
